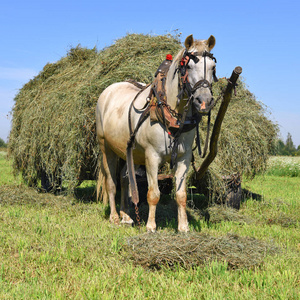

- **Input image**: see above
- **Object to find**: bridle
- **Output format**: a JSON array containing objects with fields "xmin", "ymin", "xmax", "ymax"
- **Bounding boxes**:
[
  {"xmin": 170, "ymin": 50, "xmax": 218, "ymax": 163},
  {"xmin": 176, "ymin": 50, "xmax": 218, "ymax": 108}
]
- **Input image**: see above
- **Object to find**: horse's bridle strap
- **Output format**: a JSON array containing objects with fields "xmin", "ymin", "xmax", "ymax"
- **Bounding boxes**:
[
  {"xmin": 178, "ymin": 50, "xmax": 218, "ymax": 98},
  {"xmin": 192, "ymin": 79, "xmax": 212, "ymax": 93}
]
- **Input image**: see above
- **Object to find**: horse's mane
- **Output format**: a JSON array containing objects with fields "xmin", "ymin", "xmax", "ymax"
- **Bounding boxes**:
[
  {"xmin": 126, "ymin": 79, "xmax": 149, "ymax": 90},
  {"xmin": 193, "ymin": 39, "xmax": 211, "ymax": 51},
  {"xmin": 173, "ymin": 40, "xmax": 210, "ymax": 64}
]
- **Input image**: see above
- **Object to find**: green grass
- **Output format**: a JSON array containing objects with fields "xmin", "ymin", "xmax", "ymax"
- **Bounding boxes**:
[
  {"xmin": 265, "ymin": 156, "xmax": 300, "ymax": 177},
  {"xmin": 0, "ymin": 153, "xmax": 299, "ymax": 299},
  {"xmin": 0, "ymin": 151, "xmax": 22, "ymax": 185}
]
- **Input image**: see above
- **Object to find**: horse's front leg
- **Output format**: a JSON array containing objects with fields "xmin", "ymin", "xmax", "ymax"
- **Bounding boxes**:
[
  {"xmin": 174, "ymin": 153, "xmax": 191, "ymax": 232},
  {"xmin": 145, "ymin": 153, "xmax": 161, "ymax": 232}
]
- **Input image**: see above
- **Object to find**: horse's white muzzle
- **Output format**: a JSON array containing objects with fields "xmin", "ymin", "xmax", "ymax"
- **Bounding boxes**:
[{"xmin": 194, "ymin": 94, "xmax": 214, "ymax": 114}]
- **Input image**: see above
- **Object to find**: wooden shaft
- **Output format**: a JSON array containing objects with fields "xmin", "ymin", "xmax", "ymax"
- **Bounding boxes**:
[{"xmin": 196, "ymin": 66, "xmax": 242, "ymax": 179}]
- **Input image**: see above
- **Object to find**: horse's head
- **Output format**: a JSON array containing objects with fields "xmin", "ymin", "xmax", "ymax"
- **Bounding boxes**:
[{"xmin": 179, "ymin": 34, "xmax": 217, "ymax": 114}]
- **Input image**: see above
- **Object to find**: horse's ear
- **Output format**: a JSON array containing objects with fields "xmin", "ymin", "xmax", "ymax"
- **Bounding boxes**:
[
  {"xmin": 185, "ymin": 35, "xmax": 194, "ymax": 49},
  {"xmin": 207, "ymin": 35, "xmax": 216, "ymax": 50}
]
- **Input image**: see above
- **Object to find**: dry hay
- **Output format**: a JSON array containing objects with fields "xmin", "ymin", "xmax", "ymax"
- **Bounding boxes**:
[
  {"xmin": 265, "ymin": 213, "xmax": 298, "ymax": 228},
  {"xmin": 201, "ymin": 205, "xmax": 253, "ymax": 225},
  {"xmin": 8, "ymin": 34, "xmax": 181, "ymax": 192},
  {"xmin": 0, "ymin": 184, "xmax": 72, "ymax": 207},
  {"xmin": 124, "ymin": 231, "xmax": 279, "ymax": 270},
  {"xmin": 261, "ymin": 200, "xmax": 299, "ymax": 228},
  {"xmin": 8, "ymin": 33, "xmax": 277, "ymax": 195}
]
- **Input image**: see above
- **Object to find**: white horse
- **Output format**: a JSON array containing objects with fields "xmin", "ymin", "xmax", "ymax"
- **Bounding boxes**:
[{"xmin": 96, "ymin": 35, "xmax": 217, "ymax": 232}]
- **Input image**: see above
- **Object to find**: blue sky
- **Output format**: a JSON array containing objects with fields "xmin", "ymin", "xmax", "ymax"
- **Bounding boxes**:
[{"xmin": 1, "ymin": 0, "xmax": 300, "ymax": 147}]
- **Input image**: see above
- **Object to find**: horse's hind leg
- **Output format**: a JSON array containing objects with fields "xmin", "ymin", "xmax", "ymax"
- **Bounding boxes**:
[
  {"xmin": 100, "ymin": 143, "xmax": 119, "ymax": 225},
  {"xmin": 120, "ymin": 164, "xmax": 134, "ymax": 225},
  {"xmin": 96, "ymin": 166, "xmax": 108, "ymax": 205}
]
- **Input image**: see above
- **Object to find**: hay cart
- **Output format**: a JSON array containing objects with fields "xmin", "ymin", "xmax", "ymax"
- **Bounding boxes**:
[{"xmin": 8, "ymin": 34, "xmax": 276, "ymax": 198}]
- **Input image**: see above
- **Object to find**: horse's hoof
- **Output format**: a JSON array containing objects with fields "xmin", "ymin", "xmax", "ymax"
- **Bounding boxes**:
[
  {"xmin": 120, "ymin": 218, "xmax": 134, "ymax": 226},
  {"xmin": 178, "ymin": 226, "xmax": 190, "ymax": 233},
  {"xmin": 146, "ymin": 226, "xmax": 156, "ymax": 233},
  {"xmin": 109, "ymin": 214, "xmax": 120, "ymax": 225},
  {"xmin": 120, "ymin": 212, "xmax": 134, "ymax": 226}
]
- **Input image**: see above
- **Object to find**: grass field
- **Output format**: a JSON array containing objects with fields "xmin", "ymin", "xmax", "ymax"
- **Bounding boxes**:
[
  {"xmin": 265, "ymin": 156, "xmax": 300, "ymax": 177},
  {"xmin": 0, "ymin": 152, "xmax": 299, "ymax": 299}
]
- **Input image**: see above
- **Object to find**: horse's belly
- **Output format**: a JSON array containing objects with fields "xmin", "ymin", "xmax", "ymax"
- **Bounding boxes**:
[{"xmin": 103, "ymin": 119, "xmax": 129, "ymax": 159}]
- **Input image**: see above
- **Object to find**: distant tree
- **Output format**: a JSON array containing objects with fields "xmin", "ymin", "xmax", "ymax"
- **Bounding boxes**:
[
  {"xmin": 0, "ymin": 137, "xmax": 7, "ymax": 148},
  {"xmin": 295, "ymin": 145, "xmax": 300, "ymax": 156},
  {"xmin": 272, "ymin": 139, "xmax": 288, "ymax": 155},
  {"xmin": 285, "ymin": 132, "xmax": 296, "ymax": 155},
  {"xmin": 272, "ymin": 134, "xmax": 299, "ymax": 156},
  {"xmin": 277, "ymin": 139, "xmax": 286, "ymax": 155}
]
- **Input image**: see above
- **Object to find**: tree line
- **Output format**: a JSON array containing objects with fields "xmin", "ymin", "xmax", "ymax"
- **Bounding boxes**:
[
  {"xmin": 273, "ymin": 133, "xmax": 300, "ymax": 156},
  {"xmin": 0, "ymin": 137, "xmax": 7, "ymax": 148}
]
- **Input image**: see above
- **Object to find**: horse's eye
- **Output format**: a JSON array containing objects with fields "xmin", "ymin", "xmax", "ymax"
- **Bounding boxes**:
[{"xmin": 187, "ymin": 65, "xmax": 191, "ymax": 69}]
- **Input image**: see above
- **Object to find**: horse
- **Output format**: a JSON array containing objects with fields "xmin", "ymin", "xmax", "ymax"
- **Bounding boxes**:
[{"xmin": 96, "ymin": 34, "xmax": 217, "ymax": 232}]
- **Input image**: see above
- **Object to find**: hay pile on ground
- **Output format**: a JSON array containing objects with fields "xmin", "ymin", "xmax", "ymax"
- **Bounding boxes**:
[
  {"xmin": 201, "ymin": 205, "xmax": 253, "ymax": 224},
  {"xmin": 8, "ymin": 33, "xmax": 277, "ymax": 194},
  {"xmin": 0, "ymin": 184, "xmax": 73, "ymax": 207},
  {"xmin": 124, "ymin": 231, "xmax": 279, "ymax": 270}
]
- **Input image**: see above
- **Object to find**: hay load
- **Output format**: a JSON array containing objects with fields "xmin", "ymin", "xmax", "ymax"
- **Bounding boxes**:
[
  {"xmin": 8, "ymin": 33, "xmax": 277, "ymax": 195},
  {"xmin": 8, "ymin": 34, "xmax": 182, "ymax": 191}
]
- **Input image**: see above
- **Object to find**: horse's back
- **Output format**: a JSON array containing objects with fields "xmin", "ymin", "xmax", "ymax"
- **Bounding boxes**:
[
  {"xmin": 97, "ymin": 82, "xmax": 139, "ymax": 113},
  {"xmin": 96, "ymin": 82, "xmax": 146, "ymax": 159}
]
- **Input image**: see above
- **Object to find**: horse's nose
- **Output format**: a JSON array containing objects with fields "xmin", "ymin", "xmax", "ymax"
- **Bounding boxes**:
[
  {"xmin": 207, "ymin": 97, "xmax": 214, "ymax": 108},
  {"xmin": 196, "ymin": 96, "xmax": 214, "ymax": 110}
]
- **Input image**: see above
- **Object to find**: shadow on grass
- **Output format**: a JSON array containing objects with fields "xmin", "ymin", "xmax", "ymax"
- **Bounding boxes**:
[
  {"xmin": 73, "ymin": 181, "xmax": 260, "ymax": 231},
  {"xmin": 1, "ymin": 178, "xmax": 264, "ymax": 231},
  {"xmin": 73, "ymin": 179, "xmax": 208, "ymax": 231},
  {"xmin": 122, "ymin": 193, "xmax": 208, "ymax": 232},
  {"xmin": 242, "ymin": 188, "xmax": 263, "ymax": 202},
  {"xmin": 74, "ymin": 185, "xmax": 97, "ymax": 203}
]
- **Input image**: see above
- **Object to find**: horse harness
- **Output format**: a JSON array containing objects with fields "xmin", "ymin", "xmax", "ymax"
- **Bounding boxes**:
[
  {"xmin": 170, "ymin": 50, "xmax": 218, "ymax": 165},
  {"xmin": 126, "ymin": 50, "xmax": 218, "ymax": 206},
  {"xmin": 127, "ymin": 51, "xmax": 218, "ymax": 156}
]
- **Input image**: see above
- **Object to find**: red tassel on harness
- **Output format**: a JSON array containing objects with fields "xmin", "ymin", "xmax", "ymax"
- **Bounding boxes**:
[{"xmin": 181, "ymin": 55, "xmax": 190, "ymax": 66}]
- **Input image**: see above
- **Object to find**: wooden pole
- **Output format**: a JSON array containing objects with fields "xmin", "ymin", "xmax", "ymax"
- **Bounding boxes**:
[{"xmin": 196, "ymin": 66, "xmax": 243, "ymax": 180}]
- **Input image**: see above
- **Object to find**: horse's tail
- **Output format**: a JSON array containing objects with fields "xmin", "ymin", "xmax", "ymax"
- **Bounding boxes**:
[{"xmin": 96, "ymin": 161, "xmax": 108, "ymax": 205}]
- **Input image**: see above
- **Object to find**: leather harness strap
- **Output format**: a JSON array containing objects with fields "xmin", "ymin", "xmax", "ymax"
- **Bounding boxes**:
[{"xmin": 127, "ymin": 105, "xmax": 151, "ymax": 206}]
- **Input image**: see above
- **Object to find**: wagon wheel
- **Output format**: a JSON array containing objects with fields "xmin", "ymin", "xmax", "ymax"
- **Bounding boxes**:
[{"xmin": 40, "ymin": 169, "xmax": 62, "ymax": 193}]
